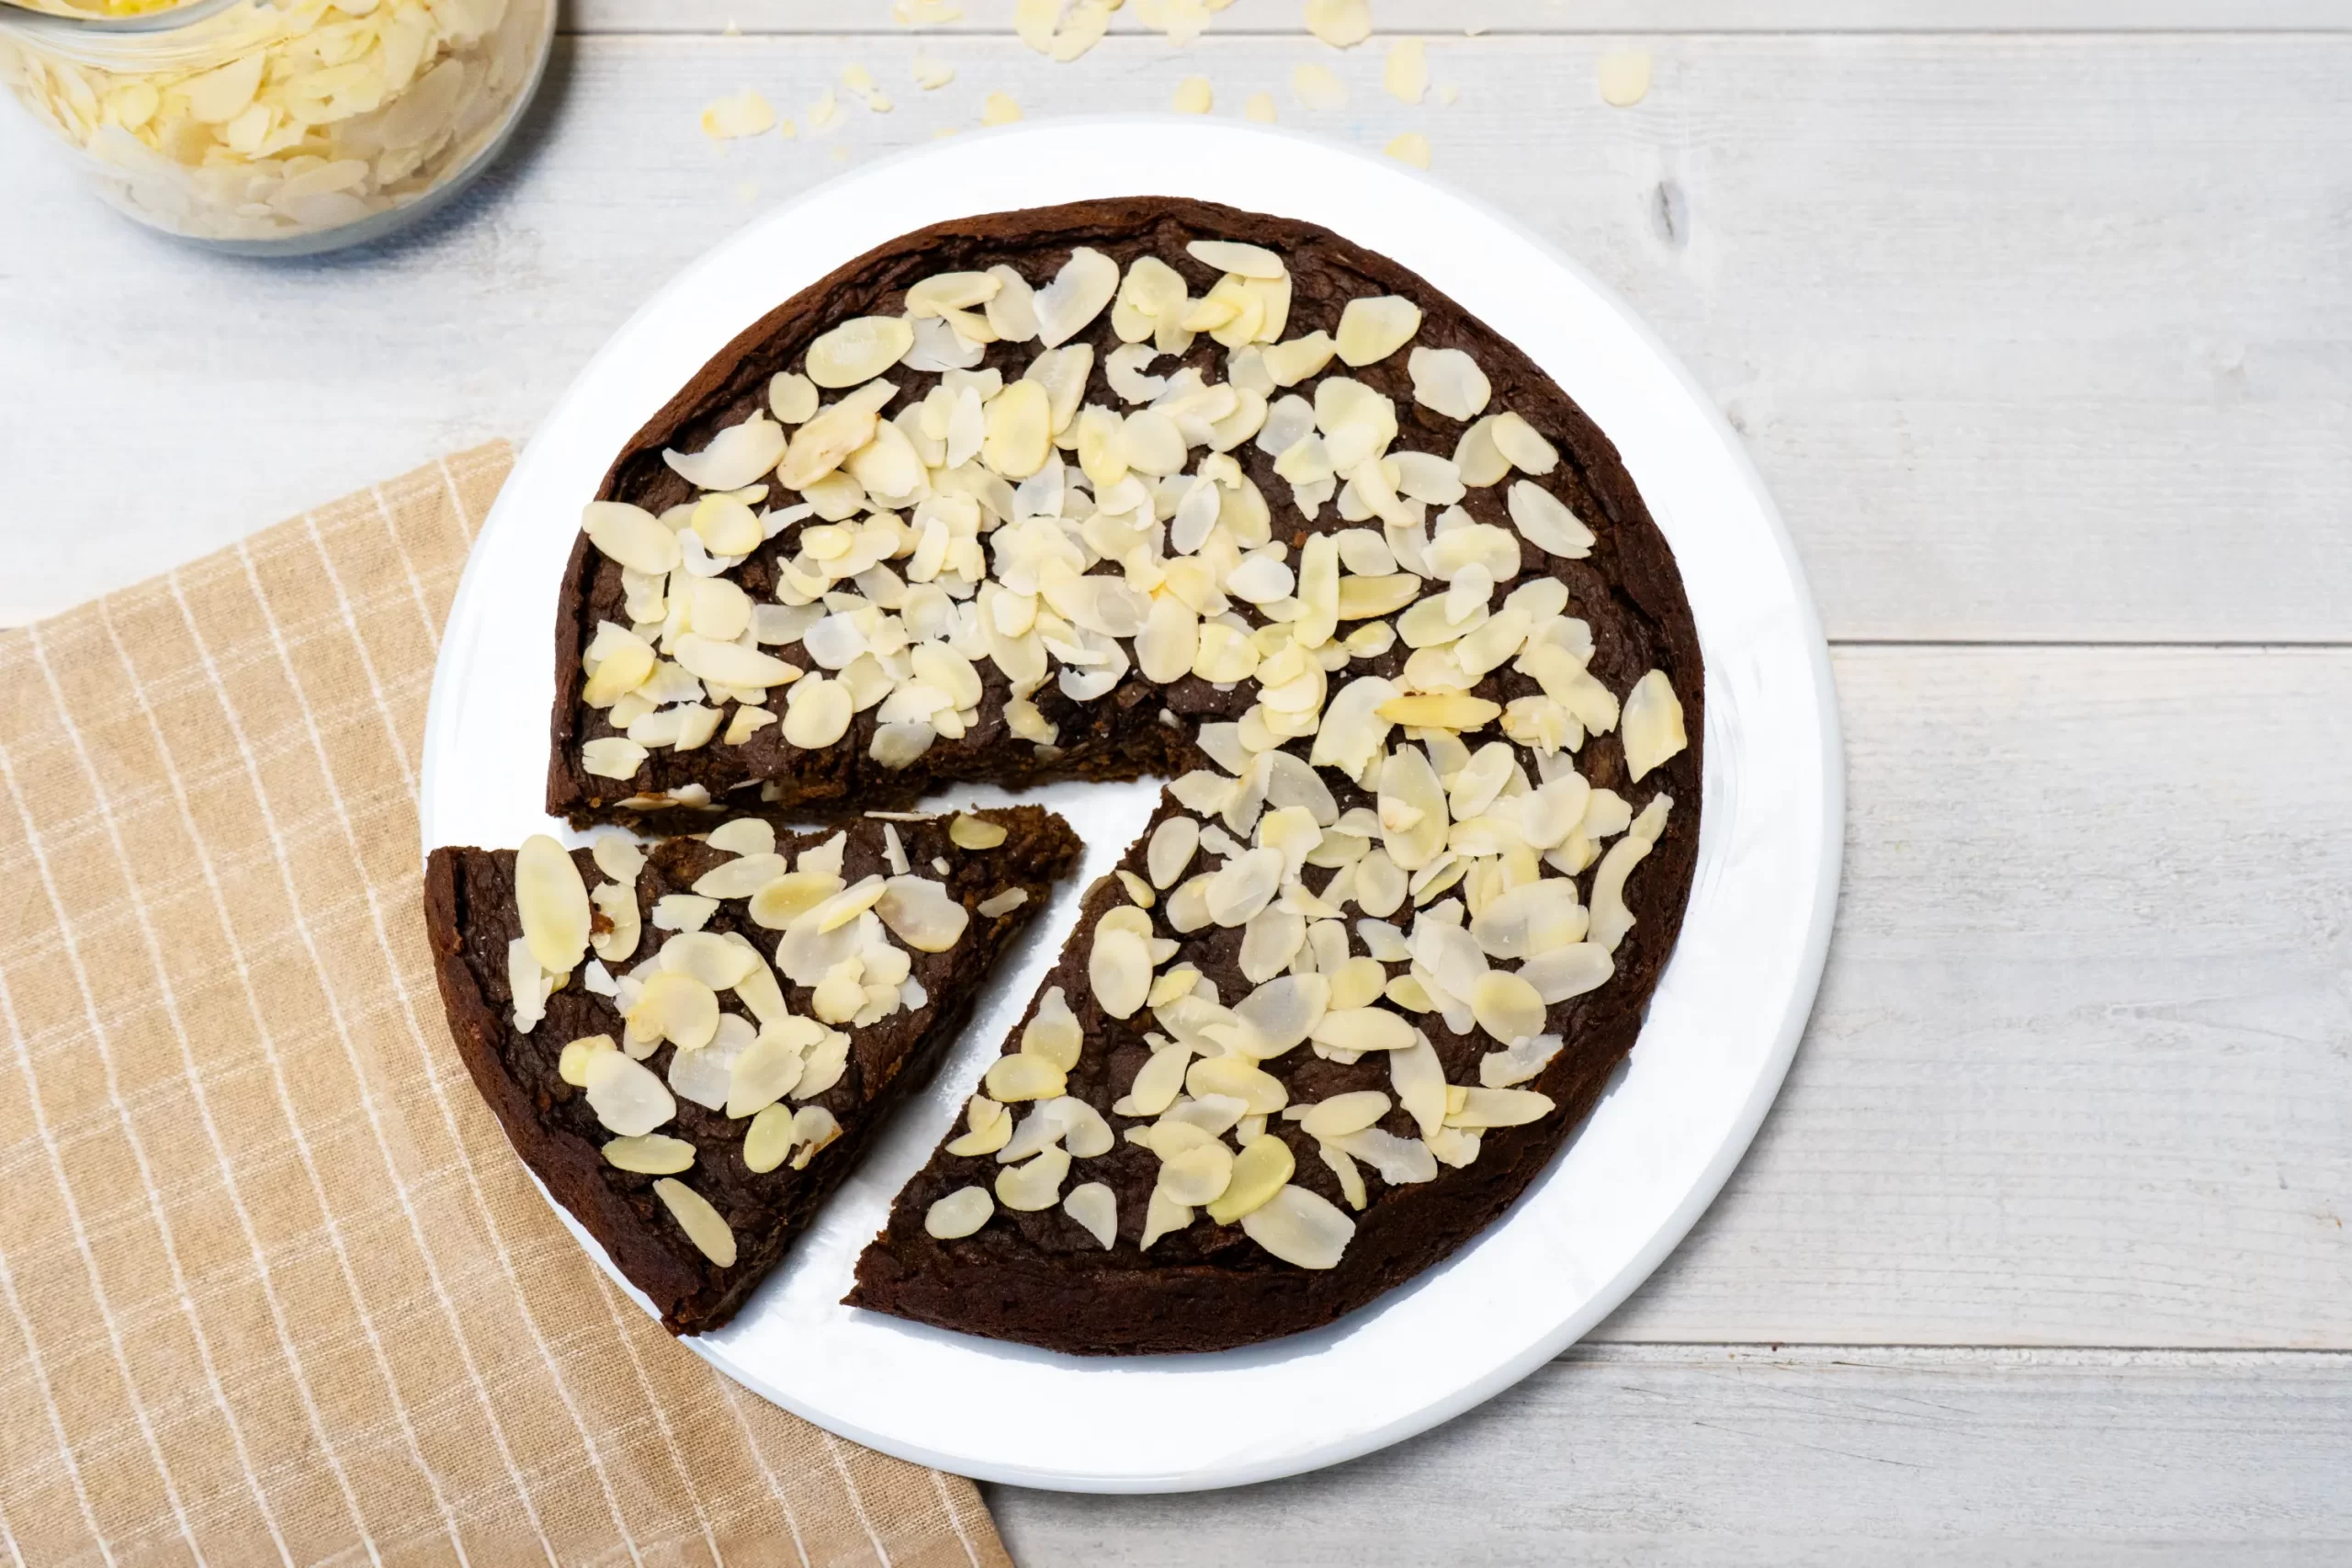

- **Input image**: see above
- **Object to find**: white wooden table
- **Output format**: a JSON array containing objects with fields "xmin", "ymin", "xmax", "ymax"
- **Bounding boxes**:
[{"xmin": 7, "ymin": 3, "xmax": 2348, "ymax": 1560}]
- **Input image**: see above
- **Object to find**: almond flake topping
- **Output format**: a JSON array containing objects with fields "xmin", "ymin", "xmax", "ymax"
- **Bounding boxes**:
[
  {"xmin": 655, "ymin": 1179, "xmax": 738, "ymax": 1267},
  {"xmin": 926, "ymin": 1185, "xmax": 995, "ymax": 1238},
  {"xmin": 515, "ymin": 835, "xmax": 590, "ymax": 975},
  {"xmin": 1240, "ymin": 1184, "xmax": 1353, "ymax": 1269}
]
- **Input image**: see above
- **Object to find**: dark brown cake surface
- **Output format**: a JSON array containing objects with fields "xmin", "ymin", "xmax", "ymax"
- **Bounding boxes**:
[
  {"xmin": 543, "ymin": 196, "xmax": 1702, "ymax": 1354},
  {"xmin": 424, "ymin": 807, "xmax": 1078, "ymax": 1335}
]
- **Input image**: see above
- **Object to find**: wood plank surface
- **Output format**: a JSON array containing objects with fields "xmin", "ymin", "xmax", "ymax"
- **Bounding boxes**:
[
  {"xmin": 3, "ymin": 34, "xmax": 2349, "ymax": 638},
  {"xmin": 988, "ymin": 1345, "xmax": 2352, "ymax": 1565},
  {"xmin": 1600, "ymin": 647, "xmax": 2352, "ymax": 1348},
  {"xmin": 571, "ymin": 2, "xmax": 2352, "ymax": 34}
]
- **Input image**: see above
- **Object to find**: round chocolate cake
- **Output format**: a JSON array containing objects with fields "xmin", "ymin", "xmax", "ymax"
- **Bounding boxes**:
[{"xmin": 515, "ymin": 196, "xmax": 1702, "ymax": 1352}]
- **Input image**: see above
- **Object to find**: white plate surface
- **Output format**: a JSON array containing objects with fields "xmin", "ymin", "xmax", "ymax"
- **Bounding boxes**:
[{"xmin": 420, "ymin": 118, "xmax": 1841, "ymax": 1495}]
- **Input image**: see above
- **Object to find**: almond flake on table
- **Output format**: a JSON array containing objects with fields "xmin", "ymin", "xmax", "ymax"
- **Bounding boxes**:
[
  {"xmin": 1599, "ymin": 50, "xmax": 1652, "ymax": 107},
  {"xmin": 911, "ymin": 53, "xmax": 956, "ymax": 89},
  {"xmin": 1138, "ymin": 0, "xmax": 1225, "ymax": 44},
  {"xmin": 1436, "ymin": 80, "xmax": 1459, "ymax": 106},
  {"xmin": 700, "ymin": 90, "xmax": 776, "ymax": 141},
  {"xmin": 1293, "ymin": 63, "xmax": 1348, "ymax": 111},
  {"xmin": 892, "ymin": 0, "xmax": 962, "ymax": 22},
  {"xmin": 842, "ymin": 63, "xmax": 895, "ymax": 113},
  {"xmin": 1385, "ymin": 131, "xmax": 1430, "ymax": 169},
  {"xmin": 808, "ymin": 87, "xmax": 847, "ymax": 132},
  {"xmin": 1385, "ymin": 38, "xmax": 1428, "ymax": 104},
  {"xmin": 1172, "ymin": 75, "xmax": 1214, "ymax": 114},
  {"xmin": 983, "ymin": 90, "xmax": 1023, "ymax": 125},
  {"xmin": 1018, "ymin": 0, "xmax": 1113, "ymax": 62},
  {"xmin": 1305, "ymin": 0, "xmax": 1372, "ymax": 49},
  {"xmin": 1245, "ymin": 91, "xmax": 1278, "ymax": 122}
]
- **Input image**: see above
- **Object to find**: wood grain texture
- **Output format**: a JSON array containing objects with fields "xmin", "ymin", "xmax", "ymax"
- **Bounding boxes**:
[
  {"xmin": 988, "ymin": 1344, "xmax": 2352, "ymax": 1564},
  {"xmin": 1601, "ymin": 646, "xmax": 2352, "ymax": 1348},
  {"xmin": 570, "ymin": 2, "xmax": 2352, "ymax": 35},
  {"xmin": 3, "ymin": 34, "xmax": 2350, "ymax": 637}
]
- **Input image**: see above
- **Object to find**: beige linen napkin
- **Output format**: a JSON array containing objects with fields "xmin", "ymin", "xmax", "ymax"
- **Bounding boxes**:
[{"xmin": 0, "ymin": 445, "xmax": 1011, "ymax": 1568}]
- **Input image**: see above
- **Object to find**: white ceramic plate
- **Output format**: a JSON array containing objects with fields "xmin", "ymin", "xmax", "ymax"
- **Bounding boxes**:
[{"xmin": 419, "ymin": 118, "xmax": 1841, "ymax": 1495}]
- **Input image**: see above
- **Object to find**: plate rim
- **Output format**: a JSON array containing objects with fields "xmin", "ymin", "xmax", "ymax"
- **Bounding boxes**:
[{"xmin": 420, "ymin": 115, "xmax": 1843, "ymax": 1495}]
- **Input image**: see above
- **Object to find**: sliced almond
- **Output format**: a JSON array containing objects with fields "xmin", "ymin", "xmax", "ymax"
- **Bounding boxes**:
[
  {"xmin": 949, "ymin": 813, "xmax": 1008, "ymax": 850},
  {"xmin": 1157, "ymin": 1140, "xmax": 1235, "ymax": 1206},
  {"xmin": 1518, "ymin": 942, "xmax": 1613, "ymax": 1003},
  {"xmin": 1187, "ymin": 1054, "xmax": 1289, "ymax": 1115},
  {"xmin": 985, "ymin": 1052, "xmax": 1066, "ymax": 1102},
  {"xmin": 1299, "ymin": 1090, "xmax": 1391, "ymax": 1140},
  {"xmin": 1448, "ymin": 1086, "xmax": 1555, "ymax": 1128},
  {"xmin": 1089, "ymin": 923, "xmax": 1154, "ymax": 1019},
  {"xmin": 1307, "ymin": 1007, "xmax": 1416, "ymax": 1054},
  {"xmin": 559, "ymin": 1034, "xmax": 617, "ymax": 1088},
  {"xmin": 515, "ymin": 835, "xmax": 591, "ymax": 975},
  {"xmin": 1063, "ymin": 1181, "xmax": 1117, "ymax": 1247},
  {"xmin": 1589, "ymin": 795, "xmax": 1672, "ymax": 952},
  {"xmin": 1140, "ymin": 1188, "xmax": 1194, "ymax": 1248},
  {"xmin": 603, "ymin": 1134, "xmax": 695, "ymax": 1174},
  {"xmin": 654, "ymin": 1179, "xmax": 736, "ymax": 1267},
  {"xmin": 925, "ymin": 1185, "xmax": 995, "ymax": 1238},
  {"xmin": 1621, "ymin": 670, "xmax": 1688, "ymax": 783},
  {"xmin": 782, "ymin": 675, "xmax": 854, "ymax": 748},
  {"xmin": 877, "ymin": 875, "xmax": 969, "ymax": 952},
  {"xmin": 628, "ymin": 970, "xmax": 721, "ymax": 1052},
  {"xmin": 585, "ymin": 1052, "xmax": 676, "ymax": 1138},
  {"xmin": 996, "ymin": 1146, "xmax": 1072, "ymax": 1212},
  {"xmin": 1471, "ymin": 970, "xmax": 1547, "ymax": 1044},
  {"xmin": 749, "ymin": 870, "xmax": 845, "ymax": 929},
  {"xmin": 1335, "ymin": 296, "xmax": 1421, "ymax": 367},
  {"xmin": 1033, "ymin": 247, "xmax": 1120, "ymax": 348},
  {"xmin": 1185, "ymin": 239, "xmax": 1285, "ymax": 279},
  {"xmin": 662, "ymin": 416, "xmax": 787, "ymax": 492},
  {"xmin": 1239, "ymin": 1184, "xmax": 1353, "ymax": 1268},
  {"xmin": 1491, "ymin": 412, "xmax": 1560, "ymax": 476}
]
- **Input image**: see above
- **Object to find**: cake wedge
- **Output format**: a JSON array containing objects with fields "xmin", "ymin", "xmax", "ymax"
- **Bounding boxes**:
[{"xmin": 424, "ymin": 806, "xmax": 1078, "ymax": 1335}]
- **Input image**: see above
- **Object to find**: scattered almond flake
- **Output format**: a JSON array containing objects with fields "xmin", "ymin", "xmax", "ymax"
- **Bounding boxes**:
[
  {"xmin": 1239, "ymin": 1183, "xmax": 1352, "ymax": 1268},
  {"xmin": 926, "ymin": 1186, "xmax": 994, "ymax": 1238},
  {"xmin": 911, "ymin": 53, "xmax": 956, "ymax": 90},
  {"xmin": 1292, "ymin": 62, "xmax": 1348, "ymax": 111},
  {"xmin": 807, "ymin": 87, "xmax": 847, "ymax": 133},
  {"xmin": 585, "ymin": 1052, "xmax": 676, "ymax": 1138},
  {"xmin": 1063, "ymin": 1182, "xmax": 1117, "ymax": 1247},
  {"xmin": 982, "ymin": 90, "xmax": 1023, "ymax": 126},
  {"xmin": 1244, "ymin": 91, "xmax": 1277, "ymax": 123},
  {"xmin": 1016, "ymin": 0, "xmax": 1113, "ymax": 61},
  {"xmin": 1305, "ymin": 0, "xmax": 1372, "ymax": 49},
  {"xmin": 1171, "ymin": 75, "xmax": 1214, "ymax": 115},
  {"xmin": 603, "ymin": 1134, "xmax": 695, "ymax": 1175},
  {"xmin": 1621, "ymin": 671, "xmax": 1688, "ymax": 783},
  {"xmin": 1599, "ymin": 50, "xmax": 1652, "ymax": 107},
  {"xmin": 1384, "ymin": 131, "xmax": 1430, "ymax": 170},
  {"xmin": 1136, "ymin": 0, "xmax": 1218, "ymax": 44},
  {"xmin": 831, "ymin": 145, "xmax": 853, "ymax": 164},
  {"xmin": 977, "ymin": 887, "xmax": 1029, "ymax": 918},
  {"xmin": 893, "ymin": 0, "xmax": 963, "ymax": 22},
  {"xmin": 950, "ymin": 814, "xmax": 1008, "ymax": 849},
  {"xmin": 1385, "ymin": 38, "xmax": 1428, "ymax": 103},
  {"xmin": 731, "ymin": 181, "xmax": 761, "ymax": 206},
  {"xmin": 701, "ymin": 88, "xmax": 776, "ymax": 141},
  {"xmin": 877, "ymin": 875, "xmax": 971, "ymax": 951},
  {"xmin": 515, "ymin": 835, "xmax": 590, "ymax": 975},
  {"xmin": 654, "ymin": 1179, "xmax": 737, "ymax": 1268},
  {"xmin": 1435, "ymin": 79, "xmax": 1459, "ymax": 106}
]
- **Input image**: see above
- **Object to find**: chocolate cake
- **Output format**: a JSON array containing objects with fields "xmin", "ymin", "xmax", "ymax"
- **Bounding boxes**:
[
  {"xmin": 532, "ymin": 196, "xmax": 1702, "ymax": 1354},
  {"xmin": 424, "ymin": 807, "xmax": 1077, "ymax": 1335}
]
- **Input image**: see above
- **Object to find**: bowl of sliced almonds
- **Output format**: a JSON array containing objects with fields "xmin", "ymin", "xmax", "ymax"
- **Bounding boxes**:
[{"xmin": 0, "ymin": 0, "xmax": 550, "ymax": 253}]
